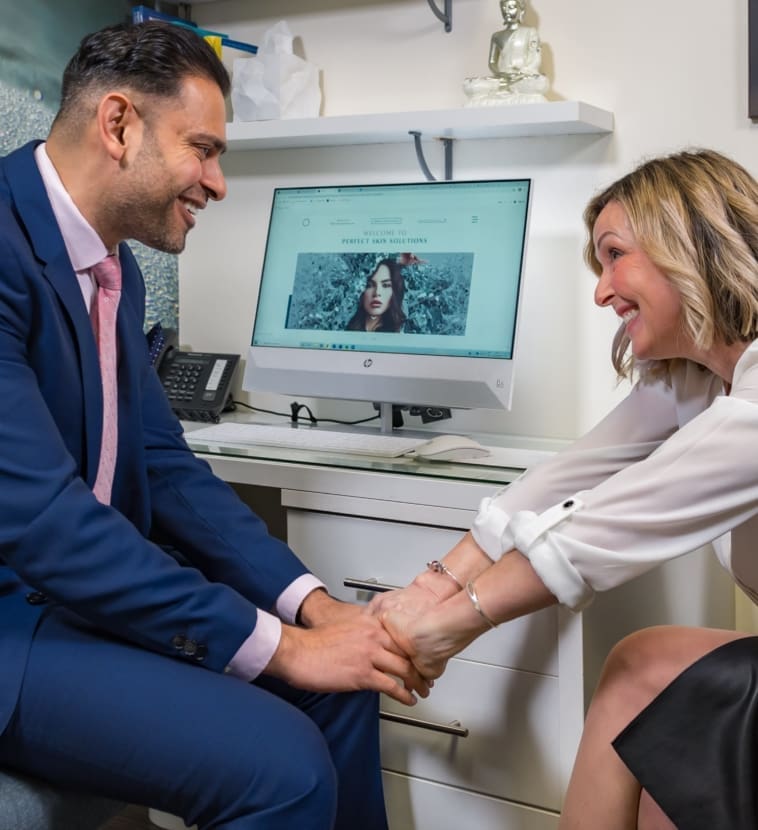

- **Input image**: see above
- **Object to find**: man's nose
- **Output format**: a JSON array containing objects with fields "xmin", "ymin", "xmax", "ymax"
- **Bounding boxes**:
[{"xmin": 202, "ymin": 158, "xmax": 227, "ymax": 202}]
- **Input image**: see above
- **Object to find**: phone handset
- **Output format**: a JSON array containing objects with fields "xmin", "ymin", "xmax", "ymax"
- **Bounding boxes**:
[{"xmin": 147, "ymin": 323, "xmax": 179, "ymax": 369}]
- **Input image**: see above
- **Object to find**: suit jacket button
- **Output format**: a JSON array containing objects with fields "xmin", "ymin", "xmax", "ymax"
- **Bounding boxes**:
[
  {"xmin": 26, "ymin": 592, "xmax": 47, "ymax": 605},
  {"xmin": 194, "ymin": 644, "xmax": 207, "ymax": 663},
  {"xmin": 182, "ymin": 640, "xmax": 198, "ymax": 657},
  {"xmin": 171, "ymin": 634, "xmax": 186, "ymax": 650}
]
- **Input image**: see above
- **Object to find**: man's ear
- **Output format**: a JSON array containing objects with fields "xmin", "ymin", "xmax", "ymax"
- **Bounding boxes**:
[{"xmin": 96, "ymin": 92, "xmax": 141, "ymax": 161}]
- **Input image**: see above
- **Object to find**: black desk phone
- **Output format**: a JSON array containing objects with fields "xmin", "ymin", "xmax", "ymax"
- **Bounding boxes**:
[{"xmin": 149, "ymin": 326, "xmax": 240, "ymax": 422}]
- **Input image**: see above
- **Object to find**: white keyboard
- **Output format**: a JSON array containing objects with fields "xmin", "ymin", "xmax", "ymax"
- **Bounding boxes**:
[{"xmin": 186, "ymin": 421, "xmax": 429, "ymax": 458}]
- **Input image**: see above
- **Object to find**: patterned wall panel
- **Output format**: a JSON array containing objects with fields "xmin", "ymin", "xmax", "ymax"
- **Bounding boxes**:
[{"xmin": 0, "ymin": 1, "xmax": 179, "ymax": 331}]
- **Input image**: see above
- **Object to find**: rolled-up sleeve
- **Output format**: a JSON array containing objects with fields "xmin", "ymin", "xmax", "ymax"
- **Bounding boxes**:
[
  {"xmin": 472, "ymin": 353, "xmax": 758, "ymax": 610},
  {"xmin": 473, "ymin": 496, "xmax": 591, "ymax": 608}
]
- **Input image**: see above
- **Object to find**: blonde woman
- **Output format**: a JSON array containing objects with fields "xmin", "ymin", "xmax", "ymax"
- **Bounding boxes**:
[{"xmin": 372, "ymin": 149, "xmax": 758, "ymax": 829}]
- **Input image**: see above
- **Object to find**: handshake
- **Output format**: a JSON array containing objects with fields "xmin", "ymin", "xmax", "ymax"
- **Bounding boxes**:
[{"xmin": 264, "ymin": 532, "xmax": 550, "ymax": 706}]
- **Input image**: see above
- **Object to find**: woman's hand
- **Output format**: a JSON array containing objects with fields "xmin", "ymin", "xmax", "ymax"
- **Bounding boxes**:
[
  {"xmin": 365, "ymin": 578, "xmax": 446, "ymax": 622},
  {"xmin": 382, "ymin": 549, "xmax": 559, "ymax": 681},
  {"xmin": 380, "ymin": 596, "xmax": 489, "ymax": 681},
  {"xmin": 368, "ymin": 534, "xmax": 495, "ymax": 623}
]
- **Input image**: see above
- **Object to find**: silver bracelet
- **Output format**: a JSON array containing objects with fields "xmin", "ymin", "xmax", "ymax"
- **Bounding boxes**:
[
  {"xmin": 465, "ymin": 580, "xmax": 497, "ymax": 629},
  {"xmin": 426, "ymin": 559, "xmax": 463, "ymax": 590}
]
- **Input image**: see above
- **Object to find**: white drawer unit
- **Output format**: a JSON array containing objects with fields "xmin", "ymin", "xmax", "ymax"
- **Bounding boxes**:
[
  {"xmin": 382, "ymin": 772, "xmax": 559, "ymax": 830},
  {"xmin": 286, "ymin": 505, "xmax": 563, "ymax": 826},
  {"xmin": 380, "ymin": 659, "xmax": 562, "ymax": 809}
]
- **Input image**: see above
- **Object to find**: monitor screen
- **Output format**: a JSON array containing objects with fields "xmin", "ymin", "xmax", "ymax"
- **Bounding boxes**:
[{"xmin": 243, "ymin": 178, "xmax": 531, "ymax": 411}]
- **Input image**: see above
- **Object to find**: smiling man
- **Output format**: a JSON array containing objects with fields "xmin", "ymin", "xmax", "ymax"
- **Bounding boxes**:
[{"xmin": 0, "ymin": 21, "xmax": 426, "ymax": 830}]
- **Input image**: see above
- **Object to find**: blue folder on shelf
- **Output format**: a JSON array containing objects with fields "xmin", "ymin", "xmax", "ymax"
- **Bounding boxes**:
[{"xmin": 131, "ymin": 6, "xmax": 258, "ymax": 55}]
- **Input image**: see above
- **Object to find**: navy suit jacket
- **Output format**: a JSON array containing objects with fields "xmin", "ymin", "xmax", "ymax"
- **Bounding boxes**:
[{"xmin": 0, "ymin": 142, "xmax": 309, "ymax": 735}]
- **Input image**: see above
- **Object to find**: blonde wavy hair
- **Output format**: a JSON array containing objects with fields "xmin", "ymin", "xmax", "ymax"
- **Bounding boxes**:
[{"xmin": 583, "ymin": 149, "xmax": 758, "ymax": 380}]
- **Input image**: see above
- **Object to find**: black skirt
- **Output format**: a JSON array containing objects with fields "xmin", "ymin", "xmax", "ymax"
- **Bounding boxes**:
[{"xmin": 613, "ymin": 636, "xmax": 758, "ymax": 829}]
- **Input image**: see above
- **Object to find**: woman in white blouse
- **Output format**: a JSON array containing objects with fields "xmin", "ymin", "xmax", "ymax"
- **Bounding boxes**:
[{"xmin": 370, "ymin": 148, "xmax": 758, "ymax": 829}]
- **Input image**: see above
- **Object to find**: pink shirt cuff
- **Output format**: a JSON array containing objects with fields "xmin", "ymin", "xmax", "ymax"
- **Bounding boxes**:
[
  {"xmin": 275, "ymin": 573, "xmax": 327, "ymax": 624},
  {"xmin": 225, "ymin": 576, "xmax": 327, "ymax": 681},
  {"xmin": 225, "ymin": 609, "xmax": 282, "ymax": 682}
]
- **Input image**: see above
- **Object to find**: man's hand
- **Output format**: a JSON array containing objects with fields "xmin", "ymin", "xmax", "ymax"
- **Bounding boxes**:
[
  {"xmin": 265, "ymin": 614, "xmax": 431, "ymax": 705},
  {"xmin": 298, "ymin": 587, "xmax": 362, "ymax": 628}
]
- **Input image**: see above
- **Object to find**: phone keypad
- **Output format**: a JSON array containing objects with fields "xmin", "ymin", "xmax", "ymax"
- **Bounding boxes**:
[
  {"xmin": 162, "ymin": 361, "xmax": 204, "ymax": 403},
  {"xmin": 157, "ymin": 351, "xmax": 239, "ymax": 423}
]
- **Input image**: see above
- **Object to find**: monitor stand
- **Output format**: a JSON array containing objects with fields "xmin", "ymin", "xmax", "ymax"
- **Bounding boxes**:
[{"xmin": 378, "ymin": 402, "xmax": 401, "ymax": 433}]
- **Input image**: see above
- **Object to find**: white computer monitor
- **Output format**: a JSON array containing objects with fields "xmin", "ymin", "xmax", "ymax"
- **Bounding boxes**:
[{"xmin": 243, "ymin": 178, "xmax": 531, "ymax": 414}]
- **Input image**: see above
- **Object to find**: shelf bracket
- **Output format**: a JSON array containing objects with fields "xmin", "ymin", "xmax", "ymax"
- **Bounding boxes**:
[
  {"xmin": 426, "ymin": 0, "xmax": 452, "ymax": 32},
  {"xmin": 409, "ymin": 131, "xmax": 454, "ymax": 181}
]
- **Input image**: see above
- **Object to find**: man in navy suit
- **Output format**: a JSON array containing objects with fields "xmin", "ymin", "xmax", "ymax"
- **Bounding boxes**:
[{"xmin": 0, "ymin": 21, "xmax": 426, "ymax": 829}]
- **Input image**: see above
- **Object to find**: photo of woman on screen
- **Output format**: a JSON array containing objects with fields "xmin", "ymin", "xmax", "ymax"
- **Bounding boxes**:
[{"xmin": 345, "ymin": 258, "xmax": 407, "ymax": 332}]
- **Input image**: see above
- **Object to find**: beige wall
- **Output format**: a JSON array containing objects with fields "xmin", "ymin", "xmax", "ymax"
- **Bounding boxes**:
[
  {"xmin": 182, "ymin": 0, "xmax": 756, "ymax": 436},
  {"xmin": 180, "ymin": 0, "xmax": 758, "ymax": 628}
]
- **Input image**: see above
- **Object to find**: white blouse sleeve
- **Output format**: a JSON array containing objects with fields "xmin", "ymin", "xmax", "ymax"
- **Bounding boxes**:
[
  {"xmin": 472, "ymin": 371, "xmax": 684, "ymax": 558},
  {"xmin": 473, "ymin": 353, "xmax": 757, "ymax": 610}
]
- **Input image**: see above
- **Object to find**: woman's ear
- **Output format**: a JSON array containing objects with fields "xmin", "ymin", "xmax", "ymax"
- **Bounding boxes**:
[{"xmin": 96, "ymin": 92, "xmax": 142, "ymax": 161}]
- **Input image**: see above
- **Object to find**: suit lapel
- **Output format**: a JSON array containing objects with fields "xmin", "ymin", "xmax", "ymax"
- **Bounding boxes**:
[{"xmin": 4, "ymin": 142, "xmax": 105, "ymax": 480}]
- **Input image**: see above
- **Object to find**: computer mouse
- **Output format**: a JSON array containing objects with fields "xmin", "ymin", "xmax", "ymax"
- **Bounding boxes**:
[{"xmin": 413, "ymin": 434, "xmax": 491, "ymax": 462}]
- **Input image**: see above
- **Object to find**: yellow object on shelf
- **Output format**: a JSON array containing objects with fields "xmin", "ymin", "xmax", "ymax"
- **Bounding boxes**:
[{"xmin": 204, "ymin": 35, "xmax": 223, "ymax": 59}]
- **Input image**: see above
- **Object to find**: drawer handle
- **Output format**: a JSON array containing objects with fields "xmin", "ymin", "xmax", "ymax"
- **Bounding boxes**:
[
  {"xmin": 380, "ymin": 710, "xmax": 469, "ymax": 738},
  {"xmin": 343, "ymin": 577, "xmax": 400, "ymax": 594}
]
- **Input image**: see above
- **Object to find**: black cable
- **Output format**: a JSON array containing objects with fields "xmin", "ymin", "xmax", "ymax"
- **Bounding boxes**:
[
  {"xmin": 289, "ymin": 401, "xmax": 316, "ymax": 424},
  {"xmin": 230, "ymin": 399, "xmax": 380, "ymax": 426}
]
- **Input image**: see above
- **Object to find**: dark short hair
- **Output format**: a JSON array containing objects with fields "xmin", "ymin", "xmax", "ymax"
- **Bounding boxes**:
[{"xmin": 56, "ymin": 20, "xmax": 230, "ymax": 120}]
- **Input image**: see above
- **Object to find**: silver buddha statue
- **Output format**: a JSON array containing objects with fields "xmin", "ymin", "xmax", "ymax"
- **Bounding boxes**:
[{"xmin": 463, "ymin": 0, "xmax": 550, "ymax": 107}]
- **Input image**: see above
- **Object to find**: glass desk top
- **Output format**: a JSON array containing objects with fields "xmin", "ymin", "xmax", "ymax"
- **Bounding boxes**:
[{"xmin": 183, "ymin": 416, "xmax": 567, "ymax": 487}]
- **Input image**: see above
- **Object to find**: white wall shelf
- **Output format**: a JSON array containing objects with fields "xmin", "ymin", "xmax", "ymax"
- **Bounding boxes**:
[{"xmin": 225, "ymin": 100, "xmax": 614, "ymax": 151}]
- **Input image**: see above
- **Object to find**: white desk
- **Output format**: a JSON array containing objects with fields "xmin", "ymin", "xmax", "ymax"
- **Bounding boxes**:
[{"xmin": 185, "ymin": 427, "xmax": 735, "ymax": 830}]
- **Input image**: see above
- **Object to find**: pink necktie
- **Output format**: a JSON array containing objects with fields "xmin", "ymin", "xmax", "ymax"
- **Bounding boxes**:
[{"xmin": 90, "ymin": 254, "xmax": 122, "ymax": 505}]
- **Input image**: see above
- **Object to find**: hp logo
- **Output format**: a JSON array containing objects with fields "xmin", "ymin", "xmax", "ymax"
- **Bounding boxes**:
[{"xmin": 363, "ymin": 358, "xmax": 373, "ymax": 368}]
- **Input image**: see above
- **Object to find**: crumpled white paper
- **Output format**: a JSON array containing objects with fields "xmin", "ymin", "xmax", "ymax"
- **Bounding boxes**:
[{"xmin": 231, "ymin": 21, "xmax": 321, "ymax": 121}]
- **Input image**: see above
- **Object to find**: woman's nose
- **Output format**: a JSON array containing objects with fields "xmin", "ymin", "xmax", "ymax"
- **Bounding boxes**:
[{"xmin": 594, "ymin": 269, "xmax": 614, "ymax": 307}]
